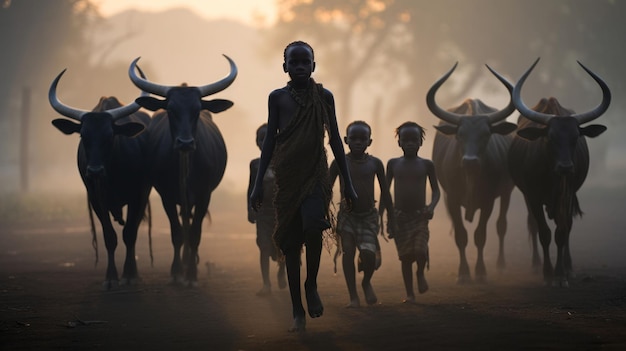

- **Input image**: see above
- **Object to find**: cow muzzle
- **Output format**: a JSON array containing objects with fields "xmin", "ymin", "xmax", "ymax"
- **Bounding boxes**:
[
  {"xmin": 554, "ymin": 162, "xmax": 574, "ymax": 175},
  {"xmin": 462, "ymin": 155, "xmax": 481, "ymax": 170},
  {"xmin": 175, "ymin": 137, "xmax": 196, "ymax": 151}
]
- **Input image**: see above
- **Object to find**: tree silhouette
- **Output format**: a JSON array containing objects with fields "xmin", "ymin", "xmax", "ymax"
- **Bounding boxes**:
[{"xmin": 268, "ymin": 0, "xmax": 625, "ymax": 127}]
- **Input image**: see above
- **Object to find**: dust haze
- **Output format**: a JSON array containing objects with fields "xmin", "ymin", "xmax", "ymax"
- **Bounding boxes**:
[{"xmin": 1, "ymin": 2, "xmax": 626, "ymax": 349}]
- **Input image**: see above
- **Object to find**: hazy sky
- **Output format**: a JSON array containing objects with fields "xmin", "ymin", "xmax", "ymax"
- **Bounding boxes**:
[{"xmin": 96, "ymin": 0, "xmax": 277, "ymax": 25}]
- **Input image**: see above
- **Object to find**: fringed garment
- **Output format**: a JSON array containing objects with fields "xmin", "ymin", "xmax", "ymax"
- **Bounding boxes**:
[{"xmin": 272, "ymin": 79, "xmax": 333, "ymax": 251}]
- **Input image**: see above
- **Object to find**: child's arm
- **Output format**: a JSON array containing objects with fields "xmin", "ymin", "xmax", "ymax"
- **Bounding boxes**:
[
  {"xmin": 247, "ymin": 159, "xmax": 258, "ymax": 223},
  {"xmin": 375, "ymin": 158, "xmax": 394, "ymax": 237},
  {"xmin": 324, "ymin": 90, "xmax": 357, "ymax": 209},
  {"xmin": 250, "ymin": 91, "xmax": 279, "ymax": 211},
  {"xmin": 424, "ymin": 159, "xmax": 441, "ymax": 219},
  {"xmin": 385, "ymin": 159, "xmax": 397, "ymax": 237}
]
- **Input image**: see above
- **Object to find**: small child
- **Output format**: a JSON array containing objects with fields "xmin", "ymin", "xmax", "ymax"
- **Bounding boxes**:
[
  {"xmin": 247, "ymin": 123, "xmax": 286, "ymax": 296},
  {"xmin": 386, "ymin": 121, "xmax": 440, "ymax": 303},
  {"xmin": 330, "ymin": 120, "xmax": 393, "ymax": 307}
]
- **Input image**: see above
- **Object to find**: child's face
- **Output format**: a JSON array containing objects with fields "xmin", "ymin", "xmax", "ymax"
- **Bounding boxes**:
[
  {"xmin": 398, "ymin": 126, "xmax": 423, "ymax": 154},
  {"xmin": 344, "ymin": 124, "xmax": 372, "ymax": 155},
  {"xmin": 256, "ymin": 128, "xmax": 267, "ymax": 150},
  {"xmin": 283, "ymin": 45, "xmax": 315, "ymax": 84}
]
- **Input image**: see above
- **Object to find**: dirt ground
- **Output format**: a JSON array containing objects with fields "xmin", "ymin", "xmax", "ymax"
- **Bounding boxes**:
[{"xmin": 1, "ymin": 188, "xmax": 626, "ymax": 351}]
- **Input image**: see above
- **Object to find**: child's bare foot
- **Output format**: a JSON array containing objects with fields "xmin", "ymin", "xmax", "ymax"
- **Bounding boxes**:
[
  {"xmin": 417, "ymin": 273, "xmax": 429, "ymax": 294},
  {"xmin": 277, "ymin": 270, "xmax": 287, "ymax": 290},
  {"xmin": 306, "ymin": 289, "xmax": 324, "ymax": 318},
  {"xmin": 288, "ymin": 315, "xmax": 306, "ymax": 332},
  {"xmin": 403, "ymin": 295, "xmax": 416, "ymax": 304},
  {"xmin": 256, "ymin": 285, "xmax": 271, "ymax": 296},
  {"xmin": 362, "ymin": 282, "xmax": 378, "ymax": 305},
  {"xmin": 345, "ymin": 297, "xmax": 360, "ymax": 308}
]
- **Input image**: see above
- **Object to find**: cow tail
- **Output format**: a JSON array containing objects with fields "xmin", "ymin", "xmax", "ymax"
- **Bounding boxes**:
[
  {"xmin": 147, "ymin": 199, "xmax": 154, "ymax": 267},
  {"xmin": 87, "ymin": 196, "xmax": 99, "ymax": 267}
]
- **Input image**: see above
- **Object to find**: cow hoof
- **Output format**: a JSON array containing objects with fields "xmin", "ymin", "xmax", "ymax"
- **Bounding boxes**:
[
  {"xmin": 456, "ymin": 275, "xmax": 472, "ymax": 285},
  {"xmin": 552, "ymin": 278, "xmax": 569, "ymax": 288},
  {"xmin": 102, "ymin": 279, "xmax": 119, "ymax": 290},
  {"xmin": 475, "ymin": 275, "xmax": 488, "ymax": 284},
  {"xmin": 288, "ymin": 316, "xmax": 306, "ymax": 332},
  {"xmin": 120, "ymin": 278, "xmax": 139, "ymax": 286}
]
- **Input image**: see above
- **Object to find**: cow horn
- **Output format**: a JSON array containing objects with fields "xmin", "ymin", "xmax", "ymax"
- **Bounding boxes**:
[
  {"xmin": 570, "ymin": 61, "xmax": 611, "ymax": 125},
  {"xmin": 110, "ymin": 65, "xmax": 149, "ymax": 121},
  {"xmin": 513, "ymin": 58, "xmax": 557, "ymax": 125},
  {"xmin": 426, "ymin": 62, "xmax": 462, "ymax": 125},
  {"xmin": 48, "ymin": 69, "xmax": 88, "ymax": 121},
  {"xmin": 484, "ymin": 64, "xmax": 516, "ymax": 123},
  {"xmin": 129, "ymin": 57, "xmax": 170, "ymax": 97},
  {"xmin": 196, "ymin": 54, "xmax": 238, "ymax": 97}
]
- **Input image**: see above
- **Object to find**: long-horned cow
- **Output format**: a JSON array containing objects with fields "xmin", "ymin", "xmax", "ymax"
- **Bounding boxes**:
[
  {"xmin": 428, "ymin": 63, "xmax": 517, "ymax": 283},
  {"xmin": 49, "ymin": 69, "xmax": 152, "ymax": 289},
  {"xmin": 509, "ymin": 58, "xmax": 611, "ymax": 287},
  {"xmin": 128, "ymin": 55, "xmax": 237, "ymax": 286}
]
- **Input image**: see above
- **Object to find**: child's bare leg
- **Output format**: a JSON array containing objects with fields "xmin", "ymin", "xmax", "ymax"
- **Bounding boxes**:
[
  {"xmin": 401, "ymin": 259, "xmax": 416, "ymax": 303},
  {"xmin": 256, "ymin": 250, "xmax": 271, "ymax": 296},
  {"xmin": 277, "ymin": 258, "xmax": 287, "ymax": 290},
  {"xmin": 304, "ymin": 229, "xmax": 324, "ymax": 318},
  {"xmin": 342, "ymin": 246, "xmax": 360, "ymax": 307},
  {"xmin": 416, "ymin": 252, "xmax": 429, "ymax": 294},
  {"xmin": 285, "ymin": 248, "xmax": 306, "ymax": 331},
  {"xmin": 360, "ymin": 250, "xmax": 377, "ymax": 305}
]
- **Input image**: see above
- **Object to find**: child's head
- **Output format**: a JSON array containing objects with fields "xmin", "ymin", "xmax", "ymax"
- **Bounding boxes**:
[
  {"xmin": 344, "ymin": 120, "xmax": 372, "ymax": 155},
  {"xmin": 256, "ymin": 123, "xmax": 268, "ymax": 150},
  {"xmin": 283, "ymin": 41, "xmax": 316, "ymax": 83},
  {"xmin": 396, "ymin": 121, "xmax": 426, "ymax": 154}
]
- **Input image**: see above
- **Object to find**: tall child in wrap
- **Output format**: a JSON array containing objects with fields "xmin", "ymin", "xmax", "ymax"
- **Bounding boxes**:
[
  {"xmin": 387, "ymin": 121, "xmax": 440, "ymax": 303},
  {"xmin": 330, "ymin": 120, "xmax": 394, "ymax": 307},
  {"xmin": 250, "ymin": 41, "xmax": 357, "ymax": 332}
]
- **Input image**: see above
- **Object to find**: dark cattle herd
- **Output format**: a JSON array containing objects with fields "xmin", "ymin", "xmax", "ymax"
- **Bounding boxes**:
[{"xmin": 49, "ymin": 56, "xmax": 610, "ymax": 289}]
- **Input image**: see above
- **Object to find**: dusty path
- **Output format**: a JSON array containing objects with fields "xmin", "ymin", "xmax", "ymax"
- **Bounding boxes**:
[{"xmin": 2, "ymin": 188, "xmax": 626, "ymax": 350}]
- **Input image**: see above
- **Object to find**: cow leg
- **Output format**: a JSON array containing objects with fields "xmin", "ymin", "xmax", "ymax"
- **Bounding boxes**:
[
  {"xmin": 185, "ymin": 196, "xmax": 210, "ymax": 287},
  {"xmin": 523, "ymin": 195, "xmax": 542, "ymax": 273},
  {"xmin": 120, "ymin": 190, "xmax": 149, "ymax": 285},
  {"xmin": 447, "ymin": 200, "xmax": 470, "ymax": 284},
  {"xmin": 496, "ymin": 191, "xmax": 511, "ymax": 271},
  {"xmin": 527, "ymin": 198, "xmax": 553, "ymax": 285},
  {"xmin": 474, "ymin": 201, "xmax": 494, "ymax": 283},
  {"xmin": 161, "ymin": 196, "xmax": 183, "ymax": 283},
  {"xmin": 553, "ymin": 216, "xmax": 573, "ymax": 288},
  {"xmin": 91, "ymin": 200, "xmax": 119, "ymax": 290}
]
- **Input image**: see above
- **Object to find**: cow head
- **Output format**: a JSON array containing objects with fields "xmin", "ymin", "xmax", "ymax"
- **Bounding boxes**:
[
  {"xmin": 49, "ymin": 69, "xmax": 147, "ymax": 178},
  {"xmin": 128, "ymin": 55, "xmax": 237, "ymax": 152},
  {"xmin": 427, "ymin": 63, "xmax": 517, "ymax": 169},
  {"xmin": 513, "ymin": 58, "xmax": 610, "ymax": 175}
]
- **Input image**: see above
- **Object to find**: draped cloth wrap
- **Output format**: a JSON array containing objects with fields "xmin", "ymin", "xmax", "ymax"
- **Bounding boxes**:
[{"xmin": 272, "ymin": 79, "xmax": 333, "ymax": 251}]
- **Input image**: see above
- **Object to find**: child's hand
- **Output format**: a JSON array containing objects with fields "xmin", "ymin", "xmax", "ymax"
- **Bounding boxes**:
[
  {"xmin": 343, "ymin": 184, "xmax": 358, "ymax": 212},
  {"xmin": 247, "ymin": 210, "xmax": 256, "ymax": 224},
  {"xmin": 250, "ymin": 185, "xmax": 263, "ymax": 211}
]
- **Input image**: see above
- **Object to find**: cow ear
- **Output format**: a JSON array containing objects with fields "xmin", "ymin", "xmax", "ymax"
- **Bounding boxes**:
[
  {"xmin": 517, "ymin": 127, "xmax": 546, "ymax": 140},
  {"xmin": 491, "ymin": 122, "xmax": 517, "ymax": 135},
  {"xmin": 136, "ymin": 96, "xmax": 167, "ymax": 111},
  {"xmin": 434, "ymin": 124, "xmax": 458, "ymax": 135},
  {"xmin": 580, "ymin": 124, "xmax": 607, "ymax": 138},
  {"xmin": 52, "ymin": 118, "xmax": 81, "ymax": 135},
  {"xmin": 113, "ymin": 122, "xmax": 145, "ymax": 138},
  {"xmin": 201, "ymin": 99, "xmax": 233, "ymax": 113}
]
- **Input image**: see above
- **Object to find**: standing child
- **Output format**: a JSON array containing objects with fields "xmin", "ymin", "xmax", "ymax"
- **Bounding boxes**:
[
  {"xmin": 386, "ymin": 121, "xmax": 440, "ymax": 303},
  {"xmin": 330, "ymin": 120, "xmax": 394, "ymax": 307},
  {"xmin": 250, "ymin": 41, "xmax": 357, "ymax": 332},
  {"xmin": 247, "ymin": 123, "xmax": 286, "ymax": 296}
]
